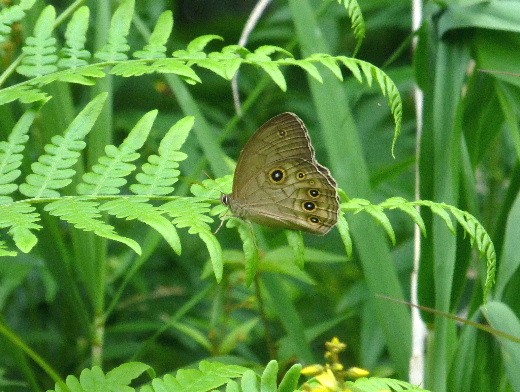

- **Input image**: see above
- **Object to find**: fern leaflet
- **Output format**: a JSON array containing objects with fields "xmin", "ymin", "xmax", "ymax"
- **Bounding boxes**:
[
  {"xmin": 19, "ymin": 93, "xmax": 107, "ymax": 198},
  {"xmin": 44, "ymin": 198, "xmax": 141, "ymax": 255},
  {"xmin": 0, "ymin": 202, "xmax": 40, "ymax": 253},
  {"xmin": 16, "ymin": 6, "xmax": 58, "ymax": 77},
  {"xmin": 133, "ymin": 11, "xmax": 172, "ymax": 59},
  {"xmin": 77, "ymin": 109, "xmax": 156, "ymax": 196},
  {"xmin": 58, "ymin": 6, "xmax": 91, "ymax": 69},
  {"xmin": 94, "ymin": 0, "xmax": 134, "ymax": 62},
  {"xmin": 160, "ymin": 198, "xmax": 222, "ymax": 281},
  {"xmin": 339, "ymin": 0, "xmax": 366, "ymax": 56},
  {"xmin": 99, "ymin": 198, "xmax": 181, "ymax": 255},
  {"xmin": 0, "ymin": 0, "xmax": 35, "ymax": 45},
  {"xmin": 130, "ymin": 116, "xmax": 192, "ymax": 196},
  {"xmin": 0, "ymin": 111, "xmax": 34, "ymax": 204}
]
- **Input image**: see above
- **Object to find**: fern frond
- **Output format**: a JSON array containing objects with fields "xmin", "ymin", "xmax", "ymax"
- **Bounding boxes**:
[
  {"xmin": 338, "ymin": 0, "xmax": 366, "ymax": 56},
  {"xmin": 130, "ymin": 116, "xmax": 193, "ymax": 196},
  {"xmin": 160, "ymin": 198, "xmax": 222, "ymax": 281},
  {"xmin": 0, "ymin": 202, "xmax": 40, "ymax": 253},
  {"xmin": 47, "ymin": 362, "xmax": 152, "ymax": 392},
  {"xmin": 0, "ymin": 0, "xmax": 35, "ymax": 45},
  {"xmin": 44, "ymin": 198, "xmax": 141, "ymax": 255},
  {"xmin": 16, "ymin": 6, "xmax": 58, "ymax": 77},
  {"xmin": 99, "ymin": 197, "xmax": 181, "ymax": 255},
  {"xmin": 336, "ymin": 57, "xmax": 402, "ymax": 156},
  {"xmin": 77, "ymin": 109, "xmax": 156, "ymax": 196},
  {"xmin": 133, "ymin": 11, "xmax": 173, "ymax": 59},
  {"xmin": 94, "ymin": 0, "xmax": 134, "ymax": 62},
  {"xmin": 58, "ymin": 6, "xmax": 91, "ymax": 69},
  {"xmin": 19, "ymin": 93, "xmax": 107, "ymax": 198},
  {"xmin": 0, "ymin": 110, "xmax": 34, "ymax": 203},
  {"xmin": 342, "ymin": 197, "xmax": 497, "ymax": 301}
]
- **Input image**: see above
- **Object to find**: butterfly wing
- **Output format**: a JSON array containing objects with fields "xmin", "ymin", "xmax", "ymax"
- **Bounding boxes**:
[
  {"xmin": 235, "ymin": 158, "xmax": 339, "ymax": 234},
  {"xmin": 232, "ymin": 112, "xmax": 317, "ymax": 195},
  {"xmin": 228, "ymin": 112, "xmax": 339, "ymax": 235}
]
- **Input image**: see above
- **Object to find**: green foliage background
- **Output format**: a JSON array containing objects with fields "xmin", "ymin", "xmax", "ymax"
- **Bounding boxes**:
[{"xmin": 0, "ymin": 0, "xmax": 519, "ymax": 391}]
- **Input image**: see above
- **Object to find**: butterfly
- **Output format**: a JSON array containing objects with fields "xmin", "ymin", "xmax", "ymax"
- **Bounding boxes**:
[{"xmin": 221, "ymin": 112, "xmax": 339, "ymax": 235}]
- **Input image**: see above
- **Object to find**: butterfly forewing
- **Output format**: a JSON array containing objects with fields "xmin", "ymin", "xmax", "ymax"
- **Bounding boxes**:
[{"xmin": 232, "ymin": 113, "xmax": 315, "ymax": 195}]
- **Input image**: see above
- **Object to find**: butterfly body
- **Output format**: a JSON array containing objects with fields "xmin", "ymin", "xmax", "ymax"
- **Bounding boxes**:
[{"xmin": 222, "ymin": 112, "xmax": 339, "ymax": 235}]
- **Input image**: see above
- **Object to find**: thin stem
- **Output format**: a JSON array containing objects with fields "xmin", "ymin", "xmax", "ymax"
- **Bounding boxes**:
[
  {"xmin": 232, "ymin": 0, "xmax": 273, "ymax": 114},
  {"xmin": 409, "ymin": 0, "xmax": 427, "ymax": 385}
]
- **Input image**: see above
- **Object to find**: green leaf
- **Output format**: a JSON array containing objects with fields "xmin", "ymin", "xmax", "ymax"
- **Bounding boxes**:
[
  {"xmin": 44, "ymin": 198, "xmax": 141, "ymax": 255},
  {"xmin": 218, "ymin": 318, "xmax": 259, "ymax": 355},
  {"xmin": 133, "ymin": 10, "xmax": 173, "ymax": 59},
  {"xmin": 160, "ymin": 198, "xmax": 222, "ymax": 281},
  {"xmin": 94, "ymin": 0, "xmax": 134, "ymax": 61},
  {"xmin": 152, "ymin": 58, "xmax": 202, "ymax": 84},
  {"xmin": 0, "ymin": 111, "xmax": 35, "ymax": 202},
  {"xmin": 19, "ymin": 93, "xmax": 107, "ymax": 198},
  {"xmin": 363, "ymin": 204, "xmax": 396, "ymax": 245},
  {"xmin": 130, "ymin": 116, "xmax": 192, "ymax": 196},
  {"xmin": 340, "ymin": 0, "xmax": 366, "ymax": 55},
  {"xmin": 0, "ymin": 202, "xmax": 40, "ymax": 254},
  {"xmin": 105, "ymin": 362, "xmax": 154, "ymax": 387},
  {"xmin": 17, "ymin": 6, "xmax": 58, "ymax": 77},
  {"xmin": 186, "ymin": 34, "xmax": 223, "ymax": 53},
  {"xmin": 277, "ymin": 363, "xmax": 302, "ymax": 392},
  {"xmin": 58, "ymin": 6, "xmax": 91, "ymax": 69},
  {"xmin": 78, "ymin": 110, "xmax": 156, "ymax": 195},
  {"xmin": 382, "ymin": 197, "xmax": 427, "ymax": 237},
  {"xmin": 100, "ymin": 198, "xmax": 181, "ymax": 255},
  {"xmin": 260, "ymin": 360, "xmax": 278, "ymax": 392},
  {"xmin": 0, "ymin": 0, "xmax": 36, "ymax": 45},
  {"xmin": 240, "ymin": 370, "xmax": 259, "ymax": 392},
  {"xmin": 336, "ymin": 212, "xmax": 352, "ymax": 259},
  {"xmin": 482, "ymin": 301, "xmax": 520, "ymax": 391},
  {"xmin": 226, "ymin": 218, "xmax": 259, "ymax": 286}
]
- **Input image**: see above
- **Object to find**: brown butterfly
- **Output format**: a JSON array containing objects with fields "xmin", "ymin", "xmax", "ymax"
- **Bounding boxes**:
[{"xmin": 221, "ymin": 112, "xmax": 339, "ymax": 234}]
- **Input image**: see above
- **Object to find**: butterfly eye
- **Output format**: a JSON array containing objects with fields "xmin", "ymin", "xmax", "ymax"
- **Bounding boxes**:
[
  {"xmin": 269, "ymin": 168, "xmax": 286, "ymax": 183},
  {"xmin": 278, "ymin": 129, "xmax": 286, "ymax": 137},
  {"xmin": 296, "ymin": 172, "xmax": 305, "ymax": 180},
  {"xmin": 308, "ymin": 189, "xmax": 320, "ymax": 198},
  {"xmin": 309, "ymin": 216, "xmax": 320, "ymax": 224},
  {"xmin": 302, "ymin": 201, "xmax": 316, "ymax": 211}
]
